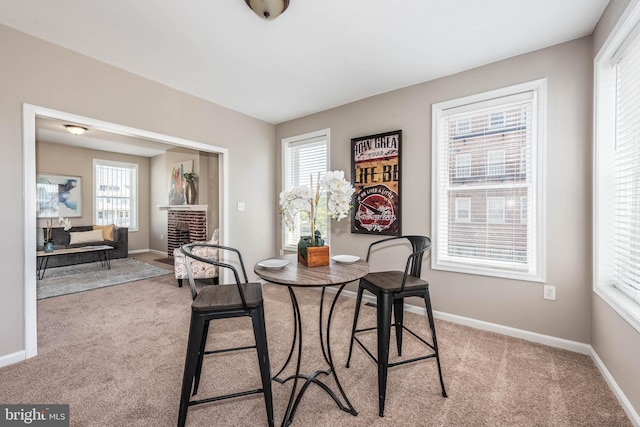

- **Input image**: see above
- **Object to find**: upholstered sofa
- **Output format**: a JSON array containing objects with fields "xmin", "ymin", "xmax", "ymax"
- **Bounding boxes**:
[
  {"xmin": 173, "ymin": 229, "xmax": 219, "ymax": 287},
  {"xmin": 37, "ymin": 225, "xmax": 128, "ymax": 268}
]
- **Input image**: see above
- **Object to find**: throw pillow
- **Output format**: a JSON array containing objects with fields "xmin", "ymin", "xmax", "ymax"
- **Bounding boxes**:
[
  {"xmin": 69, "ymin": 229, "xmax": 104, "ymax": 245},
  {"xmin": 93, "ymin": 224, "xmax": 115, "ymax": 241}
]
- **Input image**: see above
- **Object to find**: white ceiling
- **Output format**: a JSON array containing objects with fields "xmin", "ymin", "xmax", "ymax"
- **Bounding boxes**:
[{"xmin": 1, "ymin": 0, "xmax": 609, "ymax": 152}]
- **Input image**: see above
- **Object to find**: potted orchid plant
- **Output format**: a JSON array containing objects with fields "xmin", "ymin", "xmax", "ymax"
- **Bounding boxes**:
[
  {"xmin": 279, "ymin": 170, "xmax": 355, "ymax": 266},
  {"xmin": 43, "ymin": 217, "xmax": 72, "ymax": 253}
]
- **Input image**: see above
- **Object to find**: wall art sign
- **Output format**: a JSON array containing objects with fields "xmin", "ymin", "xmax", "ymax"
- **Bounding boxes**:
[
  {"xmin": 351, "ymin": 130, "xmax": 402, "ymax": 235},
  {"xmin": 36, "ymin": 174, "xmax": 82, "ymax": 218}
]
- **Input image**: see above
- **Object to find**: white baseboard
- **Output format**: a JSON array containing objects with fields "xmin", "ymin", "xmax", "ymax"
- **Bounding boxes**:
[
  {"xmin": 590, "ymin": 348, "xmax": 640, "ymax": 426},
  {"xmin": 0, "ymin": 350, "xmax": 26, "ymax": 368},
  {"xmin": 335, "ymin": 287, "xmax": 591, "ymax": 354},
  {"xmin": 129, "ymin": 249, "xmax": 166, "ymax": 256}
]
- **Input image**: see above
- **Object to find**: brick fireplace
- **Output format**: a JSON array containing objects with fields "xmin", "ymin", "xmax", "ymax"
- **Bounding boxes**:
[{"xmin": 160, "ymin": 205, "xmax": 208, "ymax": 258}]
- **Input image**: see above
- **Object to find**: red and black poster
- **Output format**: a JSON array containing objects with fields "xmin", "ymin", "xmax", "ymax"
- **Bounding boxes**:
[{"xmin": 351, "ymin": 130, "xmax": 401, "ymax": 236}]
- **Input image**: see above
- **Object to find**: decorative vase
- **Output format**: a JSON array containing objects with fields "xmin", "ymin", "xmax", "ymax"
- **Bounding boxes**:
[
  {"xmin": 297, "ymin": 236, "xmax": 330, "ymax": 267},
  {"xmin": 185, "ymin": 181, "xmax": 196, "ymax": 205},
  {"xmin": 43, "ymin": 241, "xmax": 54, "ymax": 253}
]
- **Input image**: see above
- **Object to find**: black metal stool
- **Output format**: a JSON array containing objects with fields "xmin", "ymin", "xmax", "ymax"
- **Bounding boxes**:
[
  {"xmin": 177, "ymin": 244, "xmax": 274, "ymax": 427},
  {"xmin": 345, "ymin": 235, "xmax": 447, "ymax": 417}
]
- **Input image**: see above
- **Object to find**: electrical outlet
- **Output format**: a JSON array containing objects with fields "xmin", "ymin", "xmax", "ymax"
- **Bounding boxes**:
[
  {"xmin": 544, "ymin": 285, "xmax": 556, "ymax": 300},
  {"xmin": 160, "ymin": 234, "xmax": 163, "ymax": 240}
]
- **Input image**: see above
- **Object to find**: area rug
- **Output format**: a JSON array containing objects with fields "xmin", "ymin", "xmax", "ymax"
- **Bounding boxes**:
[{"xmin": 37, "ymin": 258, "xmax": 172, "ymax": 299}]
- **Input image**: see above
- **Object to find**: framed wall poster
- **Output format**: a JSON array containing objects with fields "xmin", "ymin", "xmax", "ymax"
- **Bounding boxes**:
[
  {"xmin": 351, "ymin": 130, "xmax": 402, "ymax": 235},
  {"xmin": 168, "ymin": 160, "xmax": 193, "ymax": 205},
  {"xmin": 36, "ymin": 174, "xmax": 82, "ymax": 218}
]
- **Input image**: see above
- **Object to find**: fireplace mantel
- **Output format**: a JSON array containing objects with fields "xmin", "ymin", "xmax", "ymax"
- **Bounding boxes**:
[{"xmin": 157, "ymin": 205, "xmax": 208, "ymax": 211}]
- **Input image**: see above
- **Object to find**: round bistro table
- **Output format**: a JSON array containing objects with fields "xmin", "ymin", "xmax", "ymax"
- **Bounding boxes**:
[{"xmin": 254, "ymin": 253, "xmax": 368, "ymax": 427}]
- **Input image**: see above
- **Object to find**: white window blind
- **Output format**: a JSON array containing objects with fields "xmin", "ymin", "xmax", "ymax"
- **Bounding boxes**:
[
  {"xmin": 282, "ymin": 130, "xmax": 329, "ymax": 250},
  {"xmin": 612, "ymin": 32, "xmax": 640, "ymax": 303},
  {"xmin": 432, "ymin": 81, "xmax": 546, "ymax": 281},
  {"xmin": 94, "ymin": 160, "xmax": 137, "ymax": 230}
]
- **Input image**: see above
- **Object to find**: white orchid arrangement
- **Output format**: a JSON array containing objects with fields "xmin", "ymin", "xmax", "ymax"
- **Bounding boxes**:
[
  {"xmin": 45, "ymin": 217, "xmax": 72, "ymax": 242},
  {"xmin": 279, "ymin": 171, "xmax": 355, "ymax": 246}
]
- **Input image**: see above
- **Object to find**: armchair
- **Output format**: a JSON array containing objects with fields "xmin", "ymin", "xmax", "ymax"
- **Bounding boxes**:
[{"xmin": 173, "ymin": 229, "xmax": 220, "ymax": 287}]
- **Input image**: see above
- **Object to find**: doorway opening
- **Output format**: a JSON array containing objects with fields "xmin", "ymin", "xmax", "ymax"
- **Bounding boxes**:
[{"xmin": 22, "ymin": 103, "xmax": 229, "ymax": 359}]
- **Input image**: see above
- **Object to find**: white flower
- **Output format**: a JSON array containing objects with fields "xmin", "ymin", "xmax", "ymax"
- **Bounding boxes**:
[
  {"xmin": 58, "ymin": 217, "xmax": 72, "ymax": 231},
  {"xmin": 279, "ymin": 171, "xmax": 355, "ymax": 239}
]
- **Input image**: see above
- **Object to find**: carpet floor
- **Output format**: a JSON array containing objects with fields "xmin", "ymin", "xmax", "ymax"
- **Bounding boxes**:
[
  {"xmin": 1, "ymin": 274, "xmax": 631, "ymax": 426},
  {"xmin": 37, "ymin": 257, "xmax": 172, "ymax": 299}
]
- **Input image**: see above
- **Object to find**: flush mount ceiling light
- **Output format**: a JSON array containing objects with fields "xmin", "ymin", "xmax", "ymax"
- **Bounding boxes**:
[
  {"xmin": 63, "ymin": 124, "xmax": 88, "ymax": 135},
  {"xmin": 245, "ymin": 0, "xmax": 289, "ymax": 20}
]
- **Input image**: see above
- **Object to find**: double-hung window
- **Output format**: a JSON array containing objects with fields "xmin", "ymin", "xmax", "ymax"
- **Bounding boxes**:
[
  {"xmin": 432, "ymin": 80, "xmax": 546, "ymax": 281},
  {"xmin": 94, "ymin": 159, "xmax": 138, "ymax": 230},
  {"xmin": 595, "ymin": 2, "xmax": 640, "ymax": 332},
  {"xmin": 282, "ymin": 129, "xmax": 329, "ymax": 251}
]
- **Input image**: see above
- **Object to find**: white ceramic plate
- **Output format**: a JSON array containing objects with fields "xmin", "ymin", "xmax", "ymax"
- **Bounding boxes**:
[
  {"xmin": 257, "ymin": 259, "xmax": 290, "ymax": 269},
  {"xmin": 331, "ymin": 255, "xmax": 360, "ymax": 264}
]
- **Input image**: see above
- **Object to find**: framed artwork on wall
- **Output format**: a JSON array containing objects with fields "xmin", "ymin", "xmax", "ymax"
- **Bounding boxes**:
[
  {"xmin": 351, "ymin": 130, "xmax": 402, "ymax": 236},
  {"xmin": 168, "ymin": 160, "xmax": 194, "ymax": 205},
  {"xmin": 36, "ymin": 174, "xmax": 82, "ymax": 218}
]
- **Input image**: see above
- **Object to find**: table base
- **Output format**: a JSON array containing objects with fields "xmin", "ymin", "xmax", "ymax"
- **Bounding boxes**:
[{"xmin": 274, "ymin": 285, "xmax": 357, "ymax": 427}]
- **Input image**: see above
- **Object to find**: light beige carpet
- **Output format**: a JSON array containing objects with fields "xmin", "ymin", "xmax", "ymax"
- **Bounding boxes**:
[{"xmin": 0, "ymin": 273, "xmax": 630, "ymax": 426}]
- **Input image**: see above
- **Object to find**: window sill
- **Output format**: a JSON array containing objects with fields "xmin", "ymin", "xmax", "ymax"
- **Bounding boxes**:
[
  {"xmin": 433, "ymin": 260, "xmax": 543, "ymax": 283},
  {"xmin": 594, "ymin": 285, "xmax": 640, "ymax": 334}
]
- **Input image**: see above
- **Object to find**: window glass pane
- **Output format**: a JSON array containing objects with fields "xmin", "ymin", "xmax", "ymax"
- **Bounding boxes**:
[
  {"xmin": 433, "ymin": 81, "xmax": 544, "ymax": 281},
  {"xmin": 613, "ymin": 32, "xmax": 640, "ymax": 297},
  {"xmin": 282, "ymin": 131, "xmax": 329, "ymax": 249},
  {"xmin": 94, "ymin": 161, "xmax": 137, "ymax": 229}
]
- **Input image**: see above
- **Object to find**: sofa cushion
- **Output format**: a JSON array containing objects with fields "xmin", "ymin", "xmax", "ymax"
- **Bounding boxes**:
[
  {"xmin": 93, "ymin": 224, "xmax": 115, "ymax": 241},
  {"xmin": 69, "ymin": 229, "xmax": 104, "ymax": 245}
]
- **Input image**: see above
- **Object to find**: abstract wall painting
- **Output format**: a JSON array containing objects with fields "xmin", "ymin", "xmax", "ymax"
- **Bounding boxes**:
[
  {"xmin": 168, "ymin": 160, "xmax": 193, "ymax": 205},
  {"xmin": 36, "ymin": 174, "xmax": 82, "ymax": 218}
]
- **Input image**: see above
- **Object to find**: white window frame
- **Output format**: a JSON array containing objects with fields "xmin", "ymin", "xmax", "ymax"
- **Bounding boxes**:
[
  {"xmin": 281, "ymin": 129, "xmax": 330, "ymax": 252},
  {"xmin": 490, "ymin": 112, "xmax": 506, "ymax": 129},
  {"xmin": 93, "ymin": 159, "xmax": 138, "ymax": 231},
  {"xmin": 432, "ymin": 79, "xmax": 547, "ymax": 282},
  {"xmin": 594, "ymin": 0, "xmax": 640, "ymax": 333},
  {"xmin": 455, "ymin": 197, "xmax": 471, "ymax": 222},
  {"xmin": 487, "ymin": 196, "xmax": 505, "ymax": 224},
  {"xmin": 487, "ymin": 149, "xmax": 506, "ymax": 176},
  {"xmin": 455, "ymin": 154, "xmax": 471, "ymax": 178},
  {"xmin": 455, "ymin": 118, "xmax": 471, "ymax": 135}
]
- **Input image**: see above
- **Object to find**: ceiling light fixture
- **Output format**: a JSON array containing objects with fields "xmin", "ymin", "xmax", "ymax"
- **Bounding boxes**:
[
  {"xmin": 245, "ymin": 0, "xmax": 289, "ymax": 20},
  {"xmin": 63, "ymin": 124, "xmax": 88, "ymax": 135}
]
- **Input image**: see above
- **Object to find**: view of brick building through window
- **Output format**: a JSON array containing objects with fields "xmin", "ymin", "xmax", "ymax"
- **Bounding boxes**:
[{"xmin": 446, "ymin": 104, "xmax": 530, "ymax": 266}]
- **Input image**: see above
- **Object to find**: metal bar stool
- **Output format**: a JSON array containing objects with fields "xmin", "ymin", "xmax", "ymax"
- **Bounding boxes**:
[
  {"xmin": 177, "ymin": 244, "xmax": 274, "ymax": 427},
  {"xmin": 345, "ymin": 235, "xmax": 447, "ymax": 417}
]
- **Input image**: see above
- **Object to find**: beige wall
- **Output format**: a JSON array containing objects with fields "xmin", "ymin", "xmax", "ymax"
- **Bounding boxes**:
[
  {"xmin": 36, "ymin": 141, "xmax": 150, "ymax": 251},
  {"xmin": 277, "ymin": 37, "xmax": 593, "ymax": 343},
  {"xmin": 591, "ymin": 0, "xmax": 640, "ymax": 416},
  {"xmin": 0, "ymin": 24, "xmax": 276, "ymax": 358}
]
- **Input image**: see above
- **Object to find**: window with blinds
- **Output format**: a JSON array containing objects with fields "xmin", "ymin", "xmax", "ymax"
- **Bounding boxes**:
[
  {"xmin": 611, "ymin": 30, "xmax": 640, "ymax": 304},
  {"xmin": 594, "ymin": 2, "xmax": 640, "ymax": 331},
  {"xmin": 432, "ymin": 80, "xmax": 546, "ymax": 281},
  {"xmin": 94, "ymin": 159, "xmax": 138, "ymax": 230},
  {"xmin": 282, "ymin": 129, "xmax": 329, "ymax": 250}
]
